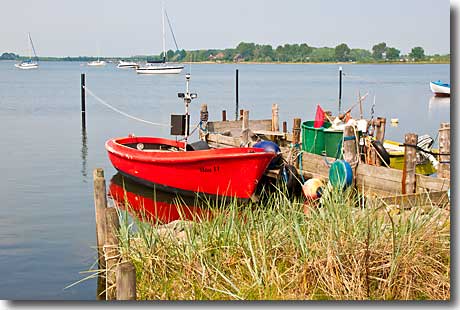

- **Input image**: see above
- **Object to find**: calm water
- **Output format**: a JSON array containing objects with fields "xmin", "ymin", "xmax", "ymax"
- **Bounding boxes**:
[{"xmin": 0, "ymin": 61, "xmax": 449, "ymax": 299}]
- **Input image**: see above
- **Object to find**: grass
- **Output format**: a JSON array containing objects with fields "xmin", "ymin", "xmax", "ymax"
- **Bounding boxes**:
[{"xmin": 113, "ymin": 185, "xmax": 450, "ymax": 300}]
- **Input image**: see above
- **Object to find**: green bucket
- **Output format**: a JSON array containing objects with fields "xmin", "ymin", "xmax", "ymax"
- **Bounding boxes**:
[
  {"xmin": 324, "ymin": 129, "xmax": 344, "ymax": 158},
  {"xmin": 301, "ymin": 121, "xmax": 332, "ymax": 155}
]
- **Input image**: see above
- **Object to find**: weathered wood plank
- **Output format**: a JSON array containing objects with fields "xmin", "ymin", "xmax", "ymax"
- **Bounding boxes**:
[
  {"xmin": 380, "ymin": 191, "xmax": 449, "ymax": 209},
  {"xmin": 207, "ymin": 119, "xmax": 271, "ymax": 135},
  {"xmin": 207, "ymin": 133, "xmax": 241, "ymax": 146}
]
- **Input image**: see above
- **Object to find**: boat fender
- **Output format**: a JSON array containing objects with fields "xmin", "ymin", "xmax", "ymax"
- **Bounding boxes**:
[
  {"xmin": 302, "ymin": 178, "xmax": 324, "ymax": 200},
  {"xmin": 371, "ymin": 140, "xmax": 390, "ymax": 166},
  {"xmin": 328, "ymin": 160, "xmax": 353, "ymax": 190},
  {"xmin": 253, "ymin": 140, "xmax": 282, "ymax": 169},
  {"xmin": 278, "ymin": 164, "xmax": 301, "ymax": 195}
]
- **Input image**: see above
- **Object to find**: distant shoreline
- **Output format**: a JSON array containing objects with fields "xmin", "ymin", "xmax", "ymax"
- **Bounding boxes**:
[{"xmin": 0, "ymin": 59, "xmax": 450, "ymax": 65}]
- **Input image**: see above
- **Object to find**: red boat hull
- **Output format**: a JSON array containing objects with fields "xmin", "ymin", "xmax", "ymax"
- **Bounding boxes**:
[{"xmin": 105, "ymin": 136, "xmax": 276, "ymax": 199}]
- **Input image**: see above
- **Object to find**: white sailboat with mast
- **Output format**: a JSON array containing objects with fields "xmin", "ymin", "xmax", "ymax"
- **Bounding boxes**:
[
  {"xmin": 87, "ymin": 45, "xmax": 106, "ymax": 67},
  {"xmin": 15, "ymin": 33, "xmax": 39, "ymax": 70},
  {"xmin": 136, "ymin": 3, "xmax": 184, "ymax": 74}
]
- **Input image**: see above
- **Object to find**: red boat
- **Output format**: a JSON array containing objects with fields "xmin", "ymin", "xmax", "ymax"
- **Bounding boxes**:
[{"xmin": 106, "ymin": 136, "xmax": 276, "ymax": 199}]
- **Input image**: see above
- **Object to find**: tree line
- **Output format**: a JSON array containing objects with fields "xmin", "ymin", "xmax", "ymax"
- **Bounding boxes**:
[{"xmin": 1, "ymin": 42, "xmax": 449, "ymax": 63}]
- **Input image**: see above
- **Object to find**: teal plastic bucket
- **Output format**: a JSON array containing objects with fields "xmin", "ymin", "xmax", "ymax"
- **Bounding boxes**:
[
  {"xmin": 324, "ymin": 129, "xmax": 344, "ymax": 158},
  {"xmin": 301, "ymin": 121, "xmax": 331, "ymax": 155}
]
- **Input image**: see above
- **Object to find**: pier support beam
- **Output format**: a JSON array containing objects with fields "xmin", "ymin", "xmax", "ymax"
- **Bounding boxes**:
[
  {"xmin": 343, "ymin": 126, "xmax": 359, "ymax": 184},
  {"xmin": 402, "ymin": 133, "xmax": 418, "ymax": 194},
  {"xmin": 105, "ymin": 207, "xmax": 120, "ymax": 300},
  {"xmin": 271, "ymin": 104, "xmax": 279, "ymax": 132},
  {"xmin": 116, "ymin": 261, "xmax": 137, "ymax": 300},
  {"xmin": 438, "ymin": 123, "xmax": 450, "ymax": 179}
]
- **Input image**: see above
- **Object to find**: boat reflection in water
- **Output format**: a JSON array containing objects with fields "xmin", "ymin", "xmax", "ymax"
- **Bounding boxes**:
[
  {"xmin": 428, "ymin": 96, "xmax": 450, "ymax": 114},
  {"xmin": 109, "ymin": 173, "xmax": 212, "ymax": 224}
]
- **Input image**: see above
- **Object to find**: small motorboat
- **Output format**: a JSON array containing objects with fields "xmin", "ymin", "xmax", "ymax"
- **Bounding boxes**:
[
  {"xmin": 15, "ymin": 61, "xmax": 38, "ymax": 70},
  {"xmin": 430, "ymin": 80, "xmax": 450, "ymax": 97},
  {"xmin": 117, "ymin": 60, "xmax": 139, "ymax": 69},
  {"xmin": 106, "ymin": 73, "xmax": 276, "ymax": 199},
  {"xmin": 106, "ymin": 136, "xmax": 275, "ymax": 199},
  {"xmin": 136, "ymin": 62, "xmax": 184, "ymax": 74}
]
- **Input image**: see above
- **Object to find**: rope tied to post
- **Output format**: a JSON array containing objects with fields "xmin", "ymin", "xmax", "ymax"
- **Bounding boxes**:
[{"xmin": 83, "ymin": 86, "xmax": 171, "ymax": 128}]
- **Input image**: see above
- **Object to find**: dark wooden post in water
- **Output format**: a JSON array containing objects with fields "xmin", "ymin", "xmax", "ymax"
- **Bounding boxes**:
[
  {"xmin": 282, "ymin": 121, "xmax": 287, "ymax": 134},
  {"xmin": 292, "ymin": 118, "xmax": 302, "ymax": 169},
  {"xmin": 116, "ymin": 261, "xmax": 137, "ymax": 300},
  {"xmin": 239, "ymin": 109, "xmax": 244, "ymax": 121},
  {"xmin": 402, "ymin": 133, "xmax": 418, "ymax": 194},
  {"xmin": 105, "ymin": 207, "xmax": 120, "ymax": 300},
  {"xmin": 235, "ymin": 69, "xmax": 239, "ymax": 120},
  {"xmin": 343, "ymin": 126, "xmax": 359, "ymax": 184},
  {"xmin": 81, "ymin": 73, "xmax": 86, "ymax": 128},
  {"xmin": 338, "ymin": 66, "xmax": 342, "ymax": 114},
  {"xmin": 271, "ymin": 104, "xmax": 279, "ymax": 132},
  {"xmin": 93, "ymin": 168, "xmax": 107, "ymax": 300},
  {"xmin": 222, "ymin": 110, "xmax": 227, "ymax": 121},
  {"xmin": 438, "ymin": 123, "xmax": 450, "ymax": 179}
]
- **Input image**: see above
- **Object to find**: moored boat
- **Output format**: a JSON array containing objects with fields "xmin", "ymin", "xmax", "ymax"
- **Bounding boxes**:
[
  {"xmin": 15, "ymin": 33, "xmax": 39, "ymax": 70},
  {"xmin": 136, "ymin": 63, "xmax": 184, "ymax": 74},
  {"xmin": 117, "ymin": 60, "xmax": 139, "ymax": 69},
  {"xmin": 430, "ymin": 80, "xmax": 450, "ymax": 97},
  {"xmin": 106, "ymin": 136, "xmax": 275, "ymax": 199},
  {"xmin": 87, "ymin": 59, "xmax": 106, "ymax": 67}
]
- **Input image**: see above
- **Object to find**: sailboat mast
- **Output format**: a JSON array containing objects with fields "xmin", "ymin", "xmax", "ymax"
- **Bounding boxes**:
[
  {"xmin": 28, "ymin": 33, "xmax": 32, "ymax": 61},
  {"xmin": 162, "ymin": 2, "xmax": 166, "ymax": 62}
]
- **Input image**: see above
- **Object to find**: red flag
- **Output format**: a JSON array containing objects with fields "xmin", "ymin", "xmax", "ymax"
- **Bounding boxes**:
[{"xmin": 313, "ymin": 104, "xmax": 325, "ymax": 128}]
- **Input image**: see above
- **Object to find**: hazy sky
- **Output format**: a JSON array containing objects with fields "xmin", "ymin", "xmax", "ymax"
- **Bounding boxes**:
[{"xmin": 0, "ymin": 0, "xmax": 450, "ymax": 57}]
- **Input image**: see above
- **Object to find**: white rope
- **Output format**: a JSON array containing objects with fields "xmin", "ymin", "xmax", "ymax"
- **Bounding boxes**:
[{"xmin": 84, "ymin": 86, "xmax": 171, "ymax": 128}]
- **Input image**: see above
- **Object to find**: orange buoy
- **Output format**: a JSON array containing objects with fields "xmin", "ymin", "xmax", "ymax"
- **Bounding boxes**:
[{"xmin": 302, "ymin": 178, "xmax": 324, "ymax": 200}]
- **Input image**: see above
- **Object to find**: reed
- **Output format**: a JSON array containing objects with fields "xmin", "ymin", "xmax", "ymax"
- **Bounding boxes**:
[{"xmin": 114, "ymin": 185, "xmax": 450, "ymax": 300}]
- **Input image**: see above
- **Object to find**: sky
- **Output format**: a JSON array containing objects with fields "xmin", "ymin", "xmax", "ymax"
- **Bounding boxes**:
[{"xmin": 0, "ymin": 0, "xmax": 451, "ymax": 57}]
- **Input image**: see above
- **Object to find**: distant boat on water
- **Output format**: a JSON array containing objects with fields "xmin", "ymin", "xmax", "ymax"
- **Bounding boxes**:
[
  {"xmin": 430, "ymin": 80, "xmax": 450, "ymax": 97},
  {"xmin": 87, "ymin": 59, "xmax": 106, "ymax": 67},
  {"xmin": 136, "ymin": 3, "xmax": 184, "ymax": 74},
  {"xmin": 15, "ymin": 33, "xmax": 39, "ymax": 70},
  {"xmin": 117, "ymin": 60, "xmax": 139, "ymax": 69}
]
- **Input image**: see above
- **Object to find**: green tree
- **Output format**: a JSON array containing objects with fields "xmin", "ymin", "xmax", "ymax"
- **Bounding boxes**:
[
  {"xmin": 372, "ymin": 42, "xmax": 387, "ymax": 60},
  {"xmin": 386, "ymin": 47, "xmax": 400, "ymax": 60},
  {"xmin": 349, "ymin": 48, "xmax": 372, "ymax": 62},
  {"xmin": 409, "ymin": 46, "xmax": 425, "ymax": 61},
  {"xmin": 335, "ymin": 43, "xmax": 351, "ymax": 61},
  {"xmin": 309, "ymin": 47, "xmax": 335, "ymax": 62},
  {"xmin": 236, "ymin": 42, "xmax": 256, "ymax": 59}
]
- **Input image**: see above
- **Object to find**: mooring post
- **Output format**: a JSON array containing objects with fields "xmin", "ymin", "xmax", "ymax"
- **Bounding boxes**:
[
  {"xmin": 239, "ymin": 109, "xmax": 244, "ymax": 121},
  {"xmin": 93, "ymin": 168, "xmax": 107, "ymax": 264},
  {"xmin": 222, "ymin": 110, "xmax": 227, "ymax": 121},
  {"xmin": 105, "ymin": 207, "xmax": 120, "ymax": 300},
  {"xmin": 438, "ymin": 122, "xmax": 450, "ymax": 179},
  {"xmin": 271, "ymin": 103, "xmax": 279, "ymax": 132},
  {"xmin": 292, "ymin": 118, "xmax": 302, "ymax": 169},
  {"xmin": 338, "ymin": 66, "xmax": 342, "ymax": 115},
  {"xmin": 402, "ymin": 133, "xmax": 418, "ymax": 194},
  {"xmin": 282, "ymin": 121, "xmax": 287, "ymax": 134},
  {"xmin": 241, "ymin": 110, "xmax": 250, "ymax": 145},
  {"xmin": 116, "ymin": 261, "xmax": 137, "ymax": 300},
  {"xmin": 199, "ymin": 104, "xmax": 208, "ymax": 141},
  {"xmin": 375, "ymin": 117, "xmax": 386, "ymax": 143},
  {"xmin": 235, "ymin": 69, "xmax": 239, "ymax": 120},
  {"xmin": 343, "ymin": 126, "xmax": 358, "ymax": 184},
  {"xmin": 81, "ymin": 73, "xmax": 86, "ymax": 128}
]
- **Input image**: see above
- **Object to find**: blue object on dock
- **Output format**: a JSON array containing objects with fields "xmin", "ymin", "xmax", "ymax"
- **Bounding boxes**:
[
  {"xmin": 254, "ymin": 140, "xmax": 281, "ymax": 169},
  {"xmin": 328, "ymin": 160, "xmax": 353, "ymax": 190}
]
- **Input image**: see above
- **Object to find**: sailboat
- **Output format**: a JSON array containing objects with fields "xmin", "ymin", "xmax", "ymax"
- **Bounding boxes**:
[
  {"xmin": 15, "ymin": 33, "xmax": 39, "ymax": 70},
  {"xmin": 87, "ymin": 46, "xmax": 106, "ymax": 67},
  {"xmin": 136, "ymin": 4, "xmax": 184, "ymax": 74}
]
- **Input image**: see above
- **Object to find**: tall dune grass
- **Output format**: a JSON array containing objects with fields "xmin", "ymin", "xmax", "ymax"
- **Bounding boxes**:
[{"xmin": 114, "ymin": 186, "xmax": 450, "ymax": 300}]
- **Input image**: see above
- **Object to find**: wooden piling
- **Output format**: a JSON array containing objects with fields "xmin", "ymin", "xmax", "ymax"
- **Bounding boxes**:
[
  {"xmin": 235, "ymin": 69, "xmax": 239, "ymax": 120},
  {"xmin": 239, "ymin": 109, "xmax": 244, "ymax": 121},
  {"xmin": 105, "ymin": 207, "xmax": 120, "ymax": 300},
  {"xmin": 93, "ymin": 168, "xmax": 107, "ymax": 263},
  {"xmin": 292, "ymin": 118, "xmax": 302, "ymax": 168},
  {"xmin": 375, "ymin": 117, "xmax": 386, "ymax": 143},
  {"xmin": 271, "ymin": 104, "xmax": 279, "ymax": 132},
  {"xmin": 222, "ymin": 110, "xmax": 227, "ymax": 121},
  {"xmin": 402, "ymin": 133, "xmax": 418, "ymax": 194},
  {"xmin": 116, "ymin": 261, "xmax": 137, "ymax": 300},
  {"xmin": 199, "ymin": 104, "xmax": 208, "ymax": 140},
  {"xmin": 81, "ymin": 73, "xmax": 86, "ymax": 128},
  {"xmin": 343, "ymin": 125, "xmax": 359, "ymax": 172},
  {"xmin": 438, "ymin": 123, "xmax": 450, "ymax": 179},
  {"xmin": 282, "ymin": 121, "xmax": 287, "ymax": 134},
  {"xmin": 241, "ymin": 110, "xmax": 250, "ymax": 145}
]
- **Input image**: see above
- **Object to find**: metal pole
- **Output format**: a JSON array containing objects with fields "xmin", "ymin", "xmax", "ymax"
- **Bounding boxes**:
[
  {"xmin": 235, "ymin": 69, "xmax": 239, "ymax": 120},
  {"xmin": 338, "ymin": 66, "xmax": 342, "ymax": 115},
  {"xmin": 81, "ymin": 73, "xmax": 86, "ymax": 128}
]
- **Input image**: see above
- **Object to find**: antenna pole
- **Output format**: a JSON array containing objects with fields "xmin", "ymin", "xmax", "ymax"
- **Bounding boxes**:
[{"xmin": 162, "ymin": 2, "xmax": 166, "ymax": 62}]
